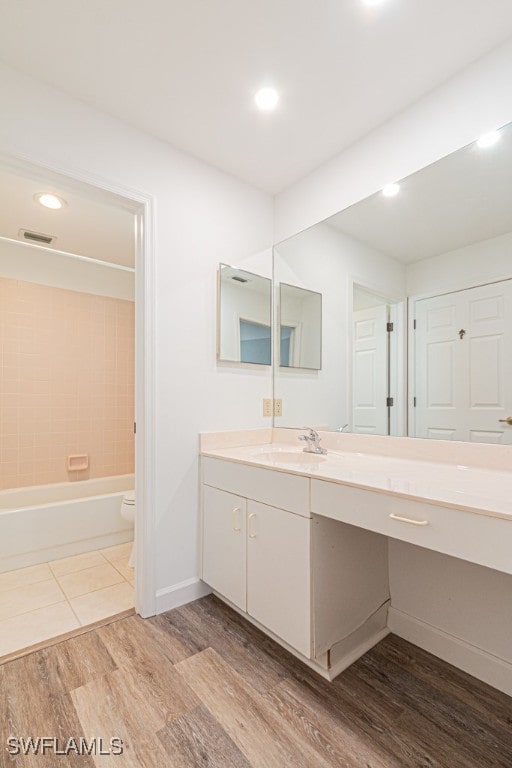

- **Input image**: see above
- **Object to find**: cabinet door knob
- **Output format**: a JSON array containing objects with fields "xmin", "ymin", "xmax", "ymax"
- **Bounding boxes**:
[
  {"xmin": 389, "ymin": 512, "xmax": 429, "ymax": 527},
  {"xmin": 232, "ymin": 507, "xmax": 241, "ymax": 532},
  {"xmin": 248, "ymin": 512, "xmax": 257, "ymax": 539}
]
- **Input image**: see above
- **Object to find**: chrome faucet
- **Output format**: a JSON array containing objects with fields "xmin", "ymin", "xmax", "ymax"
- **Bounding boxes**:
[{"xmin": 298, "ymin": 427, "xmax": 327, "ymax": 455}]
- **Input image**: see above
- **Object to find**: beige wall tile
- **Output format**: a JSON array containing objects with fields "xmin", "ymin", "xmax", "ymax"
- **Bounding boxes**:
[{"xmin": 0, "ymin": 277, "xmax": 135, "ymax": 490}]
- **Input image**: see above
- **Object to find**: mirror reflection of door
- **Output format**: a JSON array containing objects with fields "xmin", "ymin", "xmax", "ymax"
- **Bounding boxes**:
[
  {"xmin": 413, "ymin": 279, "xmax": 512, "ymax": 443},
  {"xmin": 352, "ymin": 285, "xmax": 396, "ymax": 436}
]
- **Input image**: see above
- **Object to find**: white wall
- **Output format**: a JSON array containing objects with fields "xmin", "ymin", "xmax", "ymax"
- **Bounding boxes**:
[
  {"xmin": 0, "ymin": 238, "xmax": 134, "ymax": 300},
  {"xmin": 407, "ymin": 230, "xmax": 512, "ymax": 296},
  {"xmin": 0, "ymin": 62, "xmax": 274, "ymax": 607},
  {"xmin": 275, "ymin": 38, "xmax": 512, "ymax": 243},
  {"xmin": 274, "ymin": 223, "xmax": 405, "ymax": 430}
]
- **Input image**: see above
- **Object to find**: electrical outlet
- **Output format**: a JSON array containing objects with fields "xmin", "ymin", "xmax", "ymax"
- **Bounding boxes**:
[
  {"xmin": 274, "ymin": 399, "xmax": 282, "ymax": 417},
  {"xmin": 263, "ymin": 398, "xmax": 273, "ymax": 418}
]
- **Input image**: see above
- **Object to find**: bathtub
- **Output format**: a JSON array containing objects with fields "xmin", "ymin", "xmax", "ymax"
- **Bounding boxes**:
[{"xmin": 0, "ymin": 475, "xmax": 134, "ymax": 573}]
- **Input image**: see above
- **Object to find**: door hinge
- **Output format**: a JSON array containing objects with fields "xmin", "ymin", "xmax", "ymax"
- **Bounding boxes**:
[
  {"xmin": 133, "ymin": 422, "xmax": 136, "ymax": 434},
  {"xmin": 386, "ymin": 396, "xmax": 394, "ymax": 407},
  {"xmin": 413, "ymin": 319, "xmax": 417, "ymax": 330},
  {"xmin": 413, "ymin": 397, "xmax": 417, "ymax": 407},
  {"xmin": 386, "ymin": 322, "xmax": 394, "ymax": 332}
]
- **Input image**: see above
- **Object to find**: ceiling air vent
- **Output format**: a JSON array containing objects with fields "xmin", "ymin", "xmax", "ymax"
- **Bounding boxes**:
[{"xmin": 19, "ymin": 229, "xmax": 56, "ymax": 245}]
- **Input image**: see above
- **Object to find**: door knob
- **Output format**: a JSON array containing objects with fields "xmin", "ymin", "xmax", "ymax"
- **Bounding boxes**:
[{"xmin": 498, "ymin": 417, "xmax": 512, "ymax": 425}]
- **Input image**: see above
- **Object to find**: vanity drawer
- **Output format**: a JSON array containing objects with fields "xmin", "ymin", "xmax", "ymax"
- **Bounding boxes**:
[
  {"xmin": 202, "ymin": 457, "xmax": 310, "ymax": 517},
  {"xmin": 311, "ymin": 479, "xmax": 512, "ymax": 576}
]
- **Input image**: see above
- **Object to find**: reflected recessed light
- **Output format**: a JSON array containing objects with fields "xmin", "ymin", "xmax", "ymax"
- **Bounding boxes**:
[
  {"xmin": 35, "ymin": 193, "xmax": 67, "ymax": 210},
  {"xmin": 254, "ymin": 87, "xmax": 279, "ymax": 111},
  {"xmin": 362, "ymin": 0, "xmax": 385, "ymax": 5},
  {"xmin": 476, "ymin": 130, "xmax": 500, "ymax": 148},
  {"xmin": 382, "ymin": 183, "xmax": 400, "ymax": 197}
]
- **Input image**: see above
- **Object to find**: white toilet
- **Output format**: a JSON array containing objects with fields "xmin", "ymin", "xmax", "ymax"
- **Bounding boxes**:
[{"xmin": 120, "ymin": 490, "xmax": 135, "ymax": 568}]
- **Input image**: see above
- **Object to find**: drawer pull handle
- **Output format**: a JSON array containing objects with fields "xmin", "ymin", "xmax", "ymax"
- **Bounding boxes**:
[
  {"xmin": 389, "ymin": 512, "xmax": 429, "ymax": 527},
  {"xmin": 248, "ymin": 512, "xmax": 257, "ymax": 539},
  {"xmin": 232, "ymin": 507, "xmax": 241, "ymax": 532}
]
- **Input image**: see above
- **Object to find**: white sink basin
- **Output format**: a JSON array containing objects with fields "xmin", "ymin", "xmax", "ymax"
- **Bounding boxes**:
[{"xmin": 255, "ymin": 451, "xmax": 327, "ymax": 464}]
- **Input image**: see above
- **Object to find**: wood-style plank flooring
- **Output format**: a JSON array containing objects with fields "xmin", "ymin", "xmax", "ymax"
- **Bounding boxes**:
[{"xmin": 1, "ymin": 595, "xmax": 511, "ymax": 767}]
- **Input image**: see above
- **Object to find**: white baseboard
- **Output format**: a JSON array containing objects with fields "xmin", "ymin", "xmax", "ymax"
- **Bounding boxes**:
[
  {"xmin": 388, "ymin": 607, "xmax": 512, "ymax": 698},
  {"xmin": 155, "ymin": 577, "xmax": 211, "ymax": 614}
]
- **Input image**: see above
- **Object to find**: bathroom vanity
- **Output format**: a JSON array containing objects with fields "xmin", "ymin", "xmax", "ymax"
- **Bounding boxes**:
[{"xmin": 200, "ymin": 429, "xmax": 512, "ymax": 693}]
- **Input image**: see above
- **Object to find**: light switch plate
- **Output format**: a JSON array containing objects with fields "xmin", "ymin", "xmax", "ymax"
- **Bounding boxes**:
[
  {"xmin": 263, "ymin": 398, "xmax": 273, "ymax": 418},
  {"xmin": 274, "ymin": 399, "xmax": 282, "ymax": 417}
]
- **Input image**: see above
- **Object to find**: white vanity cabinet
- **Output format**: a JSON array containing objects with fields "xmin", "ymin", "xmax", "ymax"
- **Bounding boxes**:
[
  {"xmin": 201, "ymin": 436, "xmax": 512, "ymax": 692},
  {"xmin": 202, "ymin": 486, "xmax": 247, "ymax": 611},
  {"xmin": 311, "ymin": 479, "xmax": 512, "ymax": 576},
  {"xmin": 246, "ymin": 500, "xmax": 311, "ymax": 658},
  {"xmin": 201, "ymin": 458, "xmax": 312, "ymax": 658}
]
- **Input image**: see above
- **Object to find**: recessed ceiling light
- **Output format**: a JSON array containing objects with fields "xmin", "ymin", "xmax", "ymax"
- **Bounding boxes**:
[
  {"xmin": 254, "ymin": 87, "xmax": 279, "ymax": 111},
  {"xmin": 35, "ymin": 193, "xmax": 67, "ymax": 210},
  {"xmin": 362, "ymin": 0, "xmax": 385, "ymax": 5},
  {"xmin": 476, "ymin": 130, "xmax": 500, "ymax": 148},
  {"xmin": 382, "ymin": 183, "xmax": 400, "ymax": 197}
]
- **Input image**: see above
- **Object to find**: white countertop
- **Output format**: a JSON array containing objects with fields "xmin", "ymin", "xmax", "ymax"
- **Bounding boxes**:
[{"xmin": 201, "ymin": 442, "xmax": 512, "ymax": 521}]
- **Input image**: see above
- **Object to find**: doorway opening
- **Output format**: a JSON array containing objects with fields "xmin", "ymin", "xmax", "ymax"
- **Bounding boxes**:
[{"xmin": 0, "ymin": 155, "xmax": 153, "ymax": 661}]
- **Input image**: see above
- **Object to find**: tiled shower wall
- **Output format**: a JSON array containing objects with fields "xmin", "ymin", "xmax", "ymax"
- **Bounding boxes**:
[{"xmin": 0, "ymin": 278, "xmax": 134, "ymax": 490}]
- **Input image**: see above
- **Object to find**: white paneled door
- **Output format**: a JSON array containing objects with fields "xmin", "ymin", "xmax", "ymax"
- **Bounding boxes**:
[
  {"xmin": 414, "ymin": 280, "xmax": 512, "ymax": 443},
  {"xmin": 352, "ymin": 305, "xmax": 389, "ymax": 435}
]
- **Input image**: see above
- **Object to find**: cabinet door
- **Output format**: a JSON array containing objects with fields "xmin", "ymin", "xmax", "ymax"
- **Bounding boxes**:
[
  {"xmin": 203, "ymin": 486, "xmax": 247, "ymax": 611},
  {"xmin": 247, "ymin": 501, "xmax": 311, "ymax": 657}
]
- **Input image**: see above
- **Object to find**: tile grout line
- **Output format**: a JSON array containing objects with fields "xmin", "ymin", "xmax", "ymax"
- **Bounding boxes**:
[
  {"xmin": 0, "ymin": 571, "xmax": 64, "ymax": 623},
  {"xmin": 0, "ymin": 594, "xmax": 68, "ymax": 625},
  {"xmin": 66, "ymin": 576, "xmax": 134, "ymax": 602},
  {"xmin": 48, "ymin": 550, "xmax": 110, "ymax": 578},
  {"xmin": 0, "ymin": 546, "xmax": 135, "ymax": 652},
  {"xmin": 0, "ymin": 574, "xmax": 57, "ymax": 599},
  {"xmin": 65, "ymin": 594, "xmax": 84, "ymax": 627}
]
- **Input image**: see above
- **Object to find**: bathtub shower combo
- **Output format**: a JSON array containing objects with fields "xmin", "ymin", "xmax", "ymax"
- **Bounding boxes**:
[{"xmin": 0, "ymin": 475, "xmax": 135, "ymax": 574}]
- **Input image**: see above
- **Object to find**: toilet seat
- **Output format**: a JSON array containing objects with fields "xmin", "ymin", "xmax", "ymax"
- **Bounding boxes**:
[{"xmin": 123, "ymin": 491, "xmax": 135, "ymax": 505}]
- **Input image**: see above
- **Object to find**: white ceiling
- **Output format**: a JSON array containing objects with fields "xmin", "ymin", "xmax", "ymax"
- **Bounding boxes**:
[
  {"xmin": 327, "ymin": 120, "xmax": 512, "ymax": 262},
  {"xmin": 1, "ymin": 1, "xmax": 512, "ymax": 193},
  {"xmin": 0, "ymin": 165, "xmax": 136, "ymax": 266}
]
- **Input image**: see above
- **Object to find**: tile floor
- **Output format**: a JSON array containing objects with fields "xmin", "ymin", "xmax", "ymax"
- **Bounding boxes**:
[{"xmin": 0, "ymin": 542, "xmax": 134, "ymax": 659}]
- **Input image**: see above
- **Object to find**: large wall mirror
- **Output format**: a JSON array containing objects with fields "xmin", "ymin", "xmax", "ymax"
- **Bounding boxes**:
[
  {"xmin": 273, "ymin": 121, "xmax": 512, "ymax": 444},
  {"xmin": 217, "ymin": 264, "xmax": 272, "ymax": 365}
]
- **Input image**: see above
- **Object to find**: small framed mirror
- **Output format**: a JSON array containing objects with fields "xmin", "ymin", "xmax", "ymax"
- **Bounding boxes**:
[
  {"xmin": 217, "ymin": 263, "xmax": 272, "ymax": 365},
  {"xmin": 279, "ymin": 283, "xmax": 322, "ymax": 369}
]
